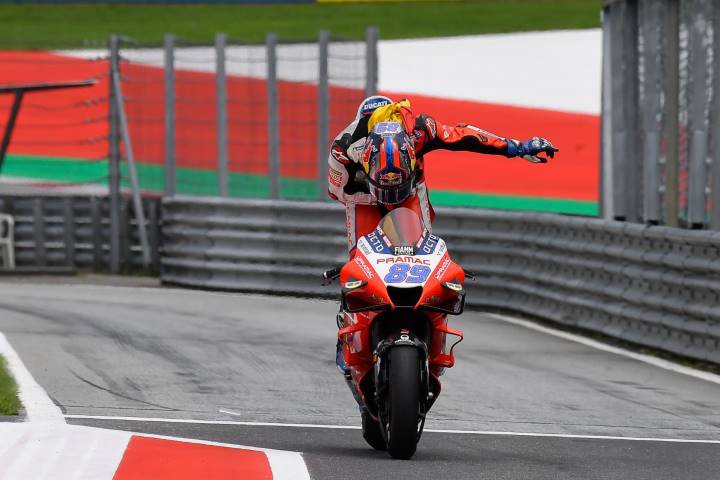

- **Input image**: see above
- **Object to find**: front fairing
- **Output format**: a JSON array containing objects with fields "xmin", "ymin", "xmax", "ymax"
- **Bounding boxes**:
[{"xmin": 340, "ymin": 208, "xmax": 465, "ymax": 313}]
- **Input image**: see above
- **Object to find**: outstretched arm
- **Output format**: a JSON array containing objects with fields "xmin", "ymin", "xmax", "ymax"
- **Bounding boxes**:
[{"xmin": 413, "ymin": 114, "xmax": 558, "ymax": 163}]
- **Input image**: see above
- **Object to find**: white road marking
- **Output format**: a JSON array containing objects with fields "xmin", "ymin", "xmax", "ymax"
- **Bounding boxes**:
[
  {"xmin": 218, "ymin": 408, "xmax": 244, "ymax": 417},
  {"xmin": 265, "ymin": 449, "xmax": 312, "ymax": 480},
  {"xmin": 0, "ymin": 332, "xmax": 65, "ymax": 424},
  {"xmin": 64, "ymin": 415, "xmax": 720, "ymax": 444},
  {"xmin": 0, "ymin": 425, "xmax": 131, "ymax": 480},
  {"xmin": 488, "ymin": 313, "xmax": 720, "ymax": 386},
  {"xmin": 66, "ymin": 414, "xmax": 362, "ymax": 429},
  {"xmin": 0, "ymin": 331, "xmax": 310, "ymax": 478}
]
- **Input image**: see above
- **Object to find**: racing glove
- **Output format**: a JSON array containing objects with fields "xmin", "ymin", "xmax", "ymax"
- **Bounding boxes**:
[{"xmin": 506, "ymin": 137, "xmax": 558, "ymax": 163}]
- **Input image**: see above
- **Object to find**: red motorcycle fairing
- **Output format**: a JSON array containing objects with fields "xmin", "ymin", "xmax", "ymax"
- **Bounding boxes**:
[{"xmin": 337, "ymin": 240, "xmax": 465, "ymax": 418}]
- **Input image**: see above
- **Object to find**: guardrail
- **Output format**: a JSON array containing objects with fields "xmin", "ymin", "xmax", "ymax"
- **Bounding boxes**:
[
  {"xmin": 162, "ymin": 196, "xmax": 720, "ymax": 365},
  {"xmin": 161, "ymin": 197, "xmax": 720, "ymax": 363},
  {"xmin": 0, "ymin": 195, "xmax": 160, "ymax": 272}
]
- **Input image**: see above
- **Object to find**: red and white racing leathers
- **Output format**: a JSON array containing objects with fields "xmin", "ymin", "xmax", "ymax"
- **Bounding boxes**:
[{"xmin": 327, "ymin": 100, "xmax": 515, "ymax": 252}]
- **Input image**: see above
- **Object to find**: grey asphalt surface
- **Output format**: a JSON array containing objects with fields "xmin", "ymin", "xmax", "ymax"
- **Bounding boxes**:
[{"xmin": 1, "ymin": 276, "xmax": 719, "ymax": 479}]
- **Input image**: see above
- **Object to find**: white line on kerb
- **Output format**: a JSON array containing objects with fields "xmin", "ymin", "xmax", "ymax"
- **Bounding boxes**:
[
  {"xmin": 488, "ymin": 313, "xmax": 720, "ymax": 386},
  {"xmin": 0, "ymin": 332, "xmax": 65, "ymax": 424},
  {"xmin": 64, "ymin": 415, "xmax": 720, "ymax": 445}
]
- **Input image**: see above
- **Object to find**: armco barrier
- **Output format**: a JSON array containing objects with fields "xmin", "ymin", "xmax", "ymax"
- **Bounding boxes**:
[
  {"xmin": 0, "ymin": 195, "xmax": 160, "ymax": 272},
  {"xmin": 161, "ymin": 196, "xmax": 720, "ymax": 364}
]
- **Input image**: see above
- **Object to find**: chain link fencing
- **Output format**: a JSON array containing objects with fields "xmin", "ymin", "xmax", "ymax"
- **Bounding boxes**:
[
  {"xmin": 0, "ymin": 29, "xmax": 375, "ymax": 201},
  {"xmin": 113, "ymin": 29, "xmax": 375, "ymax": 201}
]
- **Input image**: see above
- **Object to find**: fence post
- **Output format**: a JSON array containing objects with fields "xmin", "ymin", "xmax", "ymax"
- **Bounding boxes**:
[
  {"xmin": 686, "ymin": 1, "xmax": 711, "ymax": 227},
  {"xmin": 608, "ymin": 1, "xmax": 640, "ymax": 222},
  {"xmin": 90, "ymin": 196, "xmax": 102, "ymax": 271},
  {"xmin": 663, "ymin": 0, "xmax": 680, "ymax": 227},
  {"xmin": 63, "ymin": 197, "xmax": 75, "ymax": 267},
  {"xmin": 111, "ymin": 60, "xmax": 152, "ymax": 268},
  {"xmin": 216, "ymin": 33, "xmax": 229, "ymax": 197},
  {"xmin": 266, "ymin": 32, "xmax": 280, "ymax": 199},
  {"xmin": 317, "ymin": 30, "xmax": 330, "ymax": 201},
  {"xmin": 33, "ymin": 198, "xmax": 46, "ymax": 267},
  {"xmin": 164, "ymin": 33, "xmax": 177, "ymax": 197},
  {"xmin": 108, "ymin": 34, "xmax": 121, "ymax": 273},
  {"xmin": 600, "ymin": 5, "xmax": 613, "ymax": 219},
  {"xmin": 639, "ymin": 0, "xmax": 662, "ymax": 225},
  {"xmin": 364, "ymin": 27, "xmax": 379, "ymax": 97},
  {"xmin": 711, "ymin": 0, "xmax": 720, "ymax": 230}
]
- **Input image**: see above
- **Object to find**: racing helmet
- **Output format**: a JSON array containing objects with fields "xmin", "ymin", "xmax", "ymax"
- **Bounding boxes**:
[{"xmin": 362, "ymin": 121, "xmax": 417, "ymax": 205}]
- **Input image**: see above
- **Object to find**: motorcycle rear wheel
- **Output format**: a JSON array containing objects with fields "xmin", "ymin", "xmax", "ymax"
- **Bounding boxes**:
[
  {"xmin": 361, "ymin": 409, "xmax": 386, "ymax": 450},
  {"xmin": 384, "ymin": 346, "xmax": 422, "ymax": 459}
]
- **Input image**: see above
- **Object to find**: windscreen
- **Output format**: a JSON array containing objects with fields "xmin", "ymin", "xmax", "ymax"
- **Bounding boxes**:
[{"xmin": 377, "ymin": 208, "xmax": 425, "ymax": 247}]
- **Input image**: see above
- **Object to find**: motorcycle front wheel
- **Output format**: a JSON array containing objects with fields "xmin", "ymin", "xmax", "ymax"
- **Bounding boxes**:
[{"xmin": 384, "ymin": 346, "xmax": 422, "ymax": 459}]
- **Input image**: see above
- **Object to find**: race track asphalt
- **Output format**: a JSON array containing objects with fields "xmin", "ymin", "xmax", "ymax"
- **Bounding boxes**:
[{"xmin": 0, "ymin": 276, "xmax": 718, "ymax": 479}]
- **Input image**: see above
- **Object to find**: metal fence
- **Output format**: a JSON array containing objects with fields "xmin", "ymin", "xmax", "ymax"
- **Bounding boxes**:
[
  {"xmin": 602, "ymin": 0, "xmax": 720, "ymax": 229},
  {"xmin": 0, "ymin": 195, "xmax": 160, "ymax": 272},
  {"xmin": 114, "ymin": 29, "xmax": 375, "ymax": 201},
  {"xmin": 162, "ymin": 196, "xmax": 720, "ymax": 364}
]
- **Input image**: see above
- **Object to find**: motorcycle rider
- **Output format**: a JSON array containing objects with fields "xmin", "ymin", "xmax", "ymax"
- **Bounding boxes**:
[
  {"xmin": 329, "ymin": 95, "xmax": 558, "ymax": 373},
  {"xmin": 328, "ymin": 95, "xmax": 558, "ymax": 251}
]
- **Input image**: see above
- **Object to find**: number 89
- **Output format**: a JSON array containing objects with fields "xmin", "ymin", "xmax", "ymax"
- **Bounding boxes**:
[{"xmin": 384, "ymin": 264, "xmax": 431, "ymax": 284}]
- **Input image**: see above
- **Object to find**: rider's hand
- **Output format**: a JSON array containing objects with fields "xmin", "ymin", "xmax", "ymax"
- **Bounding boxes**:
[{"xmin": 507, "ymin": 137, "xmax": 558, "ymax": 163}]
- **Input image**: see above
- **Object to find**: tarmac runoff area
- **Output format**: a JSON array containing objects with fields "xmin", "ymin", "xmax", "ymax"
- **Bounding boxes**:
[{"xmin": 0, "ymin": 276, "xmax": 718, "ymax": 479}]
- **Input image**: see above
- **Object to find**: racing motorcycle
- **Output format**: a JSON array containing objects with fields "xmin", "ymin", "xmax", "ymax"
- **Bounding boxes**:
[{"xmin": 323, "ymin": 207, "xmax": 468, "ymax": 459}]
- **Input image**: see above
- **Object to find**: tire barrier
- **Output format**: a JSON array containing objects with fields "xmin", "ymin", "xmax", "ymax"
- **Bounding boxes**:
[
  {"xmin": 0, "ymin": 195, "xmax": 161, "ymax": 272},
  {"xmin": 162, "ymin": 196, "xmax": 720, "ymax": 364}
]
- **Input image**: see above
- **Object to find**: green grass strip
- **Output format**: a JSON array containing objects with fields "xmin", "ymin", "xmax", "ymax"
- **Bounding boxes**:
[
  {"xmin": 430, "ymin": 190, "xmax": 599, "ymax": 215},
  {"xmin": 3, "ymin": 153, "xmax": 597, "ymax": 215},
  {"xmin": 0, "ymin": 355, "xmax": 21, "ymax": 416},
  {"xmin": 0, "ymin": 0, "xmax": 601, "ymax": 49}
]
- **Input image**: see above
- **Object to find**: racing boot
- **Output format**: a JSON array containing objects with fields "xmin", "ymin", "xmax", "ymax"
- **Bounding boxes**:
[
  {"xmin": 335, "ymin": 310, "xmax": 351, "ymax": 377},
  {"xmin": 336, "ymin": 339, "xmax": 350, "ymax": 377}
]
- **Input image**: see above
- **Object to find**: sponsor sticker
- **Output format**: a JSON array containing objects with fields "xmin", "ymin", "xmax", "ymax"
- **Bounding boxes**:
[
  {"xmin": 380, "ymin": 171, "xmax": 403, "ymax": 186},
  {"xmin": 373, "ymin": 122, "xmax": 402, "ymax": 135},
  {"xmin": 434, "ymin": 257, "xmax": 451, "ymax": 280},
  {"xmin": 355, "ymin": 256, "xmax": 375, "ymax": 279},
  {"xmin": 358, "ymin": 239, "xmax": 372, "ymax": 256},
  {"xmin": 437, "ymin": 241, "xmax": 447, "ymax": 255},
  {"xmin": 425, "ymin": 117, "xmax": 437, "ymax": 138},
  {"xmin": 393, "ymin": 245, "xmax": 415, "ymax": 256},
  {"xmin": 329, "ymin": 167, "xmax": 343, "ymax": 187},
  {"xmin": 377, "ymin": 257, "xmax": 431, "ymax": 266},
  {"xmin": 465, "ymin": 125, "xmax": 490, "ymax": 143},
  {"xmin": 420, "ymin": 235, "xmax": 438, "ymax": 255},
  {"xmin": 366, "ymin": 231, "xmax": 385, "ymax": 253},
  {"xmin": 361, "ymin": 98, "xmax": 391, "ymax": 115}
]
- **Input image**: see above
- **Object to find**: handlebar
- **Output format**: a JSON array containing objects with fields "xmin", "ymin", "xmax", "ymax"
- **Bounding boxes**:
[{"xmin": 322, "ymin": 266, "xmax": 342, "ymax": 285}]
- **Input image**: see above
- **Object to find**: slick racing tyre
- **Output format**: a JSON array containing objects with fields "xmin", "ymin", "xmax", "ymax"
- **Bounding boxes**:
[
  {"xmin": 361, "ymin": 409, "xmax": 386, "ymax": 450},
  {"xmin": 384, "ymin": 346, "xmax": 422, "ymax": 459}
]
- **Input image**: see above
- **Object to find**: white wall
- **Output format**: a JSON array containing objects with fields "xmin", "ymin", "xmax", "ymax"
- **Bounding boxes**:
[{"xmin": 379, "ymin": 29, "xmax": 602, "ymax": 115}]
